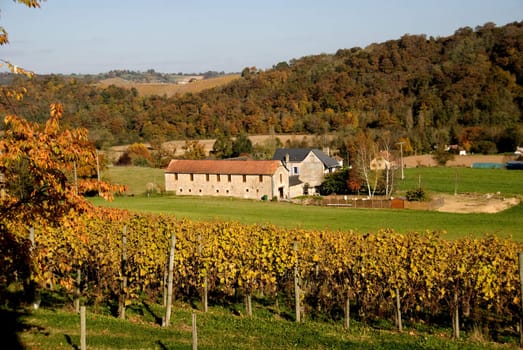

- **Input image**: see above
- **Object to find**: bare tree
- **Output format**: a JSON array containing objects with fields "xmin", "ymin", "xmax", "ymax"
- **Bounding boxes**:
[{"xmin": 353, "ymin": 132, "xmax": 379, "ymax": 198}]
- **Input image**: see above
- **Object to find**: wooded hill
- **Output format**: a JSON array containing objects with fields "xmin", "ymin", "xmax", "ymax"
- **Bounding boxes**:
[{"xmin": 1, "ymin": 21, "xmax": 522, "ymax": 155}]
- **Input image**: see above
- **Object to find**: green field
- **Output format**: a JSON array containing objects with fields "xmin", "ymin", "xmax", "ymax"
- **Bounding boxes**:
[
  {"xmin": 396, "ymin": 167, "xmax": 523, "ymax": 196},
  {"xmin": 95, "ymin": 166, "xmax": 523, "ymax": 240}
]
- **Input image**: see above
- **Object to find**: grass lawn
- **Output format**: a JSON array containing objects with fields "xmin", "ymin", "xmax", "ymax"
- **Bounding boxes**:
[
  {"xmin": 94, "ymin": 165, "xmax": 523, "ymax": 240},
  {"xmin": 12, "ymin": 302, "xmax": 518, "ymax": 350},
  {"xmin": 91, "ymin": 195, "xmax": 523, "ymax": 240}
]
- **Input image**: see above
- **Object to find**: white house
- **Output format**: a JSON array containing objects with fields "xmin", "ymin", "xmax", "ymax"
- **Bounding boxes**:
[{"xmin": 272, "ymin": 148, "xmax": 340, "ymax": 197}]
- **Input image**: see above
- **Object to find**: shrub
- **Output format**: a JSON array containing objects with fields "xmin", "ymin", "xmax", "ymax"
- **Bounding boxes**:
[{"xmin": 406, "ymin": 188, "xmax": 427, "ymax": 201}]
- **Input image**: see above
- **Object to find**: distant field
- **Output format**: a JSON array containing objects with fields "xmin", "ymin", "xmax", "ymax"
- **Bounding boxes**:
[
  {"xmin": 98, "ymin": 74, "xmax": 241, "ymax": 97},
  {"xmin": 101, "ymin": 166, "xmax": 165, "ymax": 195},
  {"xmin": 396, "ymin": 167, "xmax": 523, "ymax": 196}
]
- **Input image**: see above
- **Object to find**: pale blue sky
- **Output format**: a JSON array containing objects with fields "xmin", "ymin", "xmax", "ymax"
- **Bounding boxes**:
[{"xmin": 1, "ymin": 0, "xmax": 522, "ymax": 74}]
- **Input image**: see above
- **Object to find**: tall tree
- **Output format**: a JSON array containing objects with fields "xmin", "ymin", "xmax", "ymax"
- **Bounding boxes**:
[{"xmin": 232, "ymin": 133, "xmax": 253, "ymax": 157}]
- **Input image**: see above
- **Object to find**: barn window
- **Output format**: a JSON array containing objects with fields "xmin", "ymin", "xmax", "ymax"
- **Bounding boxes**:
[
  {"xmin": 259, "ymin": 175, "xmax": 263, "ymax": 182},
  {"xmin": 228, "ymin": 174, "xmax": 232, "ymax": 182},
  {"xmin": 190, "ymin": 174, "xmax": 194, "ymax": 181},
  {"xmin": 206, "ymin": 174, "xmax": 210, "ymax": 181},
  {"xmin": 243, "ymin": 175, "xmax": 247, "ymax": 183},
  {"xmin": 217, "ymin": 174, "xmax": 221, "ymax": 182}
]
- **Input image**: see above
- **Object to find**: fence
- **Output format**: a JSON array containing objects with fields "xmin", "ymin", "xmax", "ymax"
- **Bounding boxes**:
[
  {"xmin": 321, "ymin": 195, "xmax": 392, "ymax": 209},
  {"xmin": 320, "ymin": 195, "xmax": 445, "ymax": 210}
]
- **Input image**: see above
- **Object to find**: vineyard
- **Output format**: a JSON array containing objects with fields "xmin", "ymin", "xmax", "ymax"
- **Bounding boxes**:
[{"xmin": 7, "ymin": 205, "xmax": 522, "ymax": 343}]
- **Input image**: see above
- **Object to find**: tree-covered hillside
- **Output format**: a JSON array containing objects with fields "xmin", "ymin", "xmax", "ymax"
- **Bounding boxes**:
[{"xmin": 1, "ymin": 21, "xmax": 522, "ymax": 154}]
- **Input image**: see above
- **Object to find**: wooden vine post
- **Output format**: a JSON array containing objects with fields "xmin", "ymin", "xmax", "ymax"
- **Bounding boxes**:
[
  {"xmin": 74, "ymin": 268, "xmax": 81, "ymax": 313},
  {"xmin": 192, "ymin": 312, "xmax": 198, "ymax": 350},
  {"xmin": 518, "ymin": 252, "xmax": 523, "ymax": 347},
  {"xmin": 452, "ymin": 290, "xmax": 460, "ymax": 339},
  {"xmin": 198, "ymin": 234, "xmax": 208, "ymax": 312},
  {"xmin": 162, "ymin": 263, "xmax": 168, "ymax": 307},
  {"xmin": 118, "ymin": 225, "xmax": 128, "ymax": 320},
  {"xmin": 344, "ymin": 288, "xmax": 350, "ymax": 329},
  {"xmin": 294, "ymin": 242, "xmax": 301, "ymax": 323},
  {"xmin": 80, "ymin": 306, "xmax": 86, "ymax": 350},
  {"xmin": 245, "ymin": 294, "xmax": 253, "ymax": 317},
  {"xmin": 395, "ymin": 287, "xmax": 403, "ymax": 332},
  {"xmin": 164, "ymin": 230, "xmax": 177, "ymax": 327}
]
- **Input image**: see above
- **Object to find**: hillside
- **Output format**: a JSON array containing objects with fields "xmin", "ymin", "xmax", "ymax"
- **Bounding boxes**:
[{"xmin": 1, "ymin": 21, "xmax": 521, "ymax": 154}]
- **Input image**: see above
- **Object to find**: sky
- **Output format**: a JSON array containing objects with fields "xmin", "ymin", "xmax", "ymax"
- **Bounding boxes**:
[{"xmin": 1, "ymin": 0, "xmax": 522, "ymax": 75}]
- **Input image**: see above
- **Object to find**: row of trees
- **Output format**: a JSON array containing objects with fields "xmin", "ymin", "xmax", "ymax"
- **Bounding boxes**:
[{"xmin": 1, "ymin": 21, "xmax": 521, "ymax": 155}]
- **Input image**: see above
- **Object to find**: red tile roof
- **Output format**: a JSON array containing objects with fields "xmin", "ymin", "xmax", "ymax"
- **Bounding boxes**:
[{"xmin": 165, "ymin": 159, "xmax": 283, "ymax": 175}]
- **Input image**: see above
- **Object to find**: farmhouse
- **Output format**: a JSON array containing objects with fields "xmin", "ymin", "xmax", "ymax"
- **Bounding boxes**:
[
  {"xmin": 272, "ymin": 148, "xmax": 340, "ymax": 197},
  {"xmin": 165, "ymin": 159, "xmax": 289, "ymax": 200}
]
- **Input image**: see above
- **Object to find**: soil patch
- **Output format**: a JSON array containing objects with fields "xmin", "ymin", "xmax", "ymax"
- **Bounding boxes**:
[{"xmin": 435, "ymin": 193, "xmax": 520, "ymax": 213}]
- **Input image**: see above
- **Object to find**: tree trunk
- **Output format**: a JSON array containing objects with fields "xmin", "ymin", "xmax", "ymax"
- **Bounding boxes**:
[{"xmin": 164, "ymin": 231, "xmax": 176, "ymax": 327}]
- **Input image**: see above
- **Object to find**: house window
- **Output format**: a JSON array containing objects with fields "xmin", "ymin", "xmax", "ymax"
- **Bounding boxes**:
[
  {"xmin": 228, "ymin": 174, "xmax": 232, "ymax": 182},
  {"xmin": 190, "ymin": 174, "xmax": 194, "ymax": 181},
  {"xmin": 259, "ymin": 175, "xmax": 263, "ymax": 183},
  {"xmin": 243, "ymin": 175, "xmax": 247, "ymax": 183},
  {"xmin": 293, "ymin": 166, "xmax": 299, "ymax": 175},
  {"xmin": 280, "ymin": 174, "xmax": 283, "ymax": 183},
  {"xmin": 217, "ymin": 174, "xmax": 221, "ymax": 182}
]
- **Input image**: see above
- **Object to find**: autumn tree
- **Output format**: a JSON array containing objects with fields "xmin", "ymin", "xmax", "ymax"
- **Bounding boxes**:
[
  {"xmin": 117, "ymin": 143, "xmax": 152, "ymax": 166},
  {"xmin": 182, "ymin": 140, "xmax": 206, "ymax": 159},
  {"xmin": 0, "ymin": 1, "xmax": 123, "ymax": 306}
]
